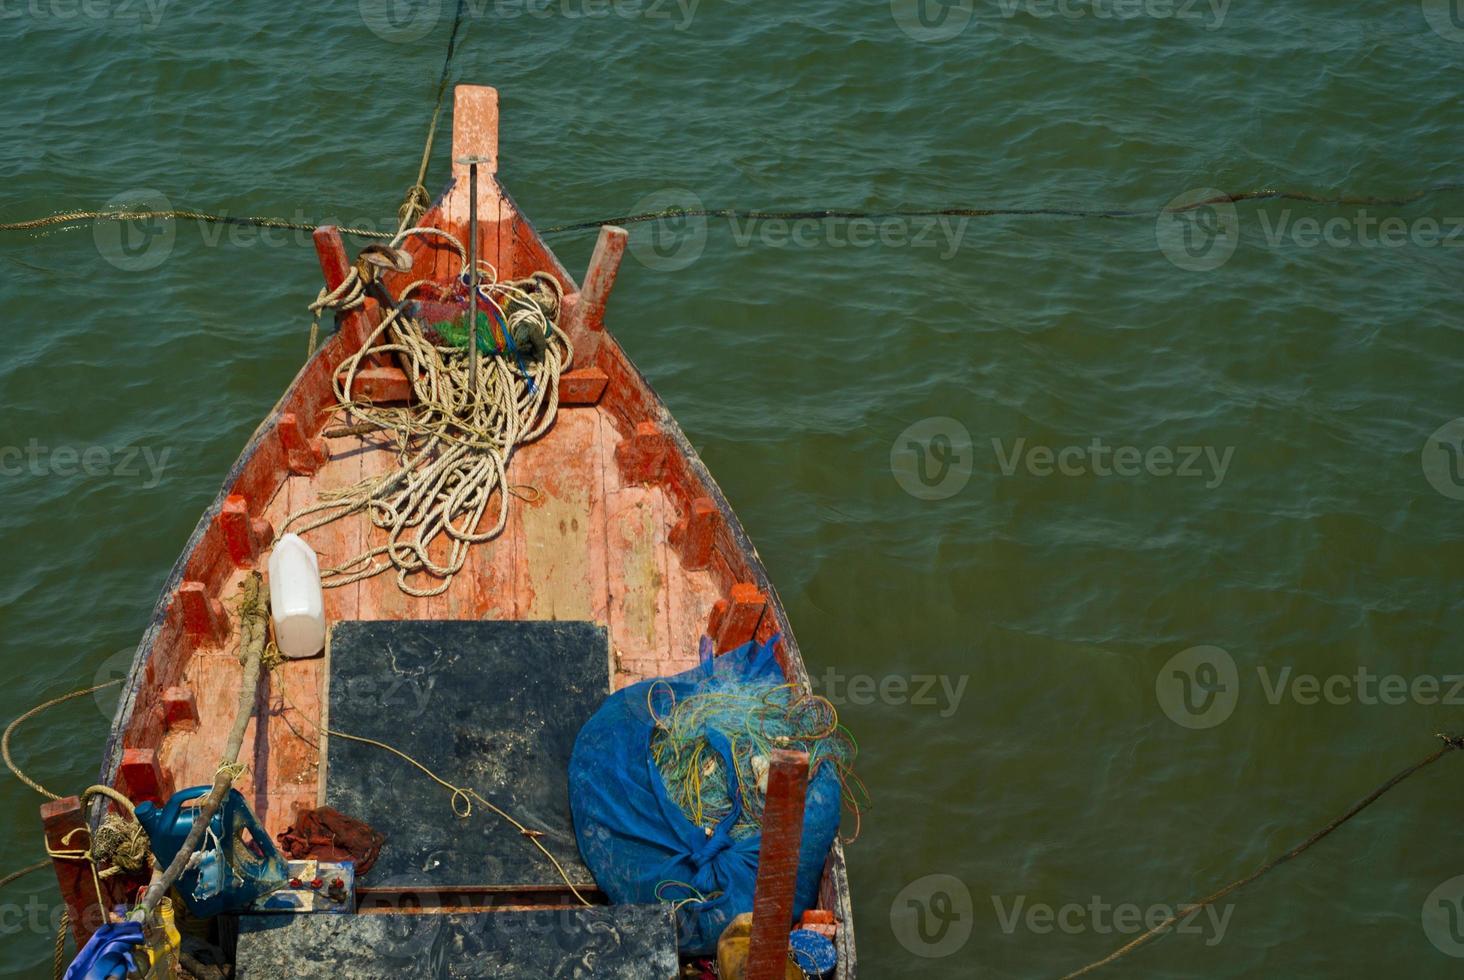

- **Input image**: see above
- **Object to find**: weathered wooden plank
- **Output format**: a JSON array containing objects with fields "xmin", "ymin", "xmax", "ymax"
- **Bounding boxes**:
[
  {"xmin": 445, "ymin": 86, "xmax": 504, "ymax": 279},
  {"xmin": 747, "ymin": 750, "xmax": 810, "ymax": 980},
  {"xmin": 559, "ymin": 366, "xmax": 609, "ymax": 405},
  {"xmin": 512, "ymin": 409, "xmax": 608, "ymax": 626},
  {"xmin": 605, "ymin": 486, "xmax": 671, "ymax": 676},
  {"xmin": 452, "ymin": 479, "xmax": 518, "ymax": 623}
]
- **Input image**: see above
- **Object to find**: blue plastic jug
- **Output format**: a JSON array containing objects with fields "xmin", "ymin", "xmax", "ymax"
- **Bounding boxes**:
[{"xmin": 135, "ymin": 786, "xmax": 288, "ymax": 917}]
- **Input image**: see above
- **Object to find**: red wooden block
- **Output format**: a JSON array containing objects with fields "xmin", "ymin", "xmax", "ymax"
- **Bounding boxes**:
[
  {"xmin": 747, "ymin": 750, "xmax": 810, "ymax": 980},
  {"xmin": 118, "ymin": 748, "xmax": 171, "ymax": 805},
  {"xmin": 177, "ymin": 580, "xmax": 229, "ymax": 647},
  {"xmin": 313, "ymin": 226, "xmax": 372, "ymax": 352},
  {"xmin": 563, "ymin": 224, "xmax": 628, "ymax": 361},
  {"xmin": 614, "ymin": 420, "xmax": 669, "ymax": 484},
  {"xmin": 350, "ymin": 365, "xmax": 413, "ymax": 404},
  {"xmin": 559, "ymin": 366, "xmax": 609, "ymax": 405},
  {"xmin": 711, "ymin": 582, "xmax": 767, "ymax": 653},
  {"xmin": 162, "ymin": 687, "xmax": 198, "ymax": 731},
  {"xmin": 41, "ymin": 796, "xmax": 107, "ymax": 947},
  {"xmin": 451, "ymin": 85, "xmax": 500, "ymax": 178},
  {"xmin": 671, "ymin": 496, "xmax": 720, "ymax": 571},
  {"xmin": 218, "ymin": 494, "xmax": 273, "ymax": 569},
  {"xmin": 278, "ymin": 411, "xmax": 329, "ymax": 476}
]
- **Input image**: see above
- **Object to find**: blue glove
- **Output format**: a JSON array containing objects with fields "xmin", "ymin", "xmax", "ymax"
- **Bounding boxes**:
[{"xmin": 63, "ymin": 921, "xmax": 145, "ymax": 980}]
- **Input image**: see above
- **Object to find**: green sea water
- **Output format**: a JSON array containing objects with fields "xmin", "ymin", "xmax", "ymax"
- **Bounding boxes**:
[{"xmin": 2, "ymin": 2, "xmax": 1463, "ymax": 976}]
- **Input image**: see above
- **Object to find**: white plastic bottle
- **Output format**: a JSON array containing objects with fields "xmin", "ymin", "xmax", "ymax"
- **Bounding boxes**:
[{"xmin": 267, "ymin": 533, "xmax": 326, "ymax": 659}]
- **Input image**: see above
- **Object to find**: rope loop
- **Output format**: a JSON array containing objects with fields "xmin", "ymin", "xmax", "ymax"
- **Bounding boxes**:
[
  {"xmin": 450, "ymin": 786, "xmax": 473, "ymax": 819},
  {"xmin": 397, "ymin": 184, "xmax": 433, "ymax": 229}
]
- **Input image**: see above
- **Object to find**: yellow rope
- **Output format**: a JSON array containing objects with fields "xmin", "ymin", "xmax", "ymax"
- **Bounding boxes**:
[
  {"xmin": 306, "ymin": 266, "xmax": 367, "ymax": 358},
  {"xmin": 45, "ymin": 826, "xmax": 109, "ymax": 918},
  {"xmin": 80, "ymin": 785, "xmax": 156, "ymax": 877},
  {"xmin": 3, "ymin": 679, "xmax": 123, "ymax": 800},
  {"xmin": 325, "ymin": 727, "xmax": 593, "ymax": 906},
  {"xmin": 396, "ymin": 0, "xmax": 469, "ymax": 232},
  {"xmin": 53, "ymin": 910, "xmax": 67, "ymax": 980}
]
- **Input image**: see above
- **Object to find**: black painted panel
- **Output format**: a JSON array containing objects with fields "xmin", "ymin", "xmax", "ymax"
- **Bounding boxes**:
[
  {"xmin": 236, "ymin": 906, "xmax": 678, "ymax": 978},
  {"xmin": 325, "ymin": 620, "xmax": 608, "ymax": 889}
]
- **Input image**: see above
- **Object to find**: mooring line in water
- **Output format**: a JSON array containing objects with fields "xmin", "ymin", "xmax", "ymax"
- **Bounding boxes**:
[
  {"xmin": 540, "ymin": 181, "xmax": 1464, "ymax": 233},
  {"xmin": 2, "ymin": 678, "xmax": 123, "ymax": 801},
  {"xmin": 6, "ymin": 181, "xmax": 1464, "ymax": 246},
  {"xmin": 0, "ymin": 209, "xmax": 395, "ymax": 239},
  {"xmin": 1059, "ymin": 733, "xmax": 1464, "ymax": 979},
  {"xmin": 0, "ymin": 859, "xmax": 50, "ymax": 891},
  {"xmin": 396, "ymin": 0, "xmax": 470, "ymax": 232}
]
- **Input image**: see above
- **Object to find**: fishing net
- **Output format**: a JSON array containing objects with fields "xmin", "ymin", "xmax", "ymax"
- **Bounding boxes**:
[
  {"xmin": 570, "ymin": 637, "xmax": 857, "ymax": 954},
  {"xmin": 649, "ymin": 677, "xmax": 862, "ymax": 842}
]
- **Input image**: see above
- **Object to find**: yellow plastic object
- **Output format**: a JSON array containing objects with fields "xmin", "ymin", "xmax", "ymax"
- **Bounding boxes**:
[
  {"xmin": 139, "ymin": 897, "xmax": 182, "ymax": 979},
  {"xmin": 716, "ymin": 912, "xmax": 803, "ymax": 980}
]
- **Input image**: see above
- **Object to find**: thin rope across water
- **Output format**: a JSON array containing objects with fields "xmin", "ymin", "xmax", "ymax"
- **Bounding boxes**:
[
  {"xmin": 397, "ymin": 0, "xmax": 470, "ymax": 232},
  {"xmin": 7, "ymin": 181, "xmax": 1464, "ymax": 246},
  {"xmin": 1059, "ymin": 734, "xmax": 1464, "ymax": 979},
  {"xmin": 0, "ymin": 209, "xmax": 393, "ymax": 239}
]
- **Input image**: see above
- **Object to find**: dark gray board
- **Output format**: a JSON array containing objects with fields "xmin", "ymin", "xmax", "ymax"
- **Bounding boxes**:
[
  {"xmin": 236, "ymin": 906, "xmax": 679, "ymax": 978},
  {"xmin": 325, "ymin": 620, "xmax": 608, "ymax": 888}
]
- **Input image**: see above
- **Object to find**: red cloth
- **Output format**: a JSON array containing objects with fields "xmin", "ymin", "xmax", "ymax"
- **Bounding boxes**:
[{"xmin": 276, "ymin": 807, "xmax": 385, "ymax": 877}]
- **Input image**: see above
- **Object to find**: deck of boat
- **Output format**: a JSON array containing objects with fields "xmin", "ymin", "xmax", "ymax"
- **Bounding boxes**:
[{"xmin": 161, "ymin": 402, "xmax": 725, "ymax": 838}]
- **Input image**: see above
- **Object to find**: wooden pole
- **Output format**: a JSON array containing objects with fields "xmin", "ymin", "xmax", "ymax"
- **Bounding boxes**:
[
  {"xmin": 746, "ymin": 749, "xmax": 809, "ymax": 980},
  {"xmin": 312, "ymin": 226, "xmax": 369, "ymax": 351}
]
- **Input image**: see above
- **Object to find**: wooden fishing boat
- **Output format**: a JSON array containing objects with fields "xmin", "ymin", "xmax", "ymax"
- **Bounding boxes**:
[{"xmin": 41, "ymin": 85, "xmax": 855, "ymax": 978}]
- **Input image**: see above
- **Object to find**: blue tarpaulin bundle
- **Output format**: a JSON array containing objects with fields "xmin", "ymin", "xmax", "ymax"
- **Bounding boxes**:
[{"xmin": 568, "ymin": 637, "xmax": 842, "ymax": 954}]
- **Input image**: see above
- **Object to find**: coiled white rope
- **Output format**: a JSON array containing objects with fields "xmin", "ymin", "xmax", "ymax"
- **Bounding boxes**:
[{"xmin": 281, "ymin": 226, "xmax": 570, "ymax": 597}]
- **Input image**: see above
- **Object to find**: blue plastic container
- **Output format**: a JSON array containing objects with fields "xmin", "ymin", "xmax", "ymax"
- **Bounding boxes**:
[
  {"xmin": 135, "ymin": 786, "xmax": 288, "ymax": 917},
  {"xmin": 789, "ymin": 928, "xmax": 837, "ymax": 979}
]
